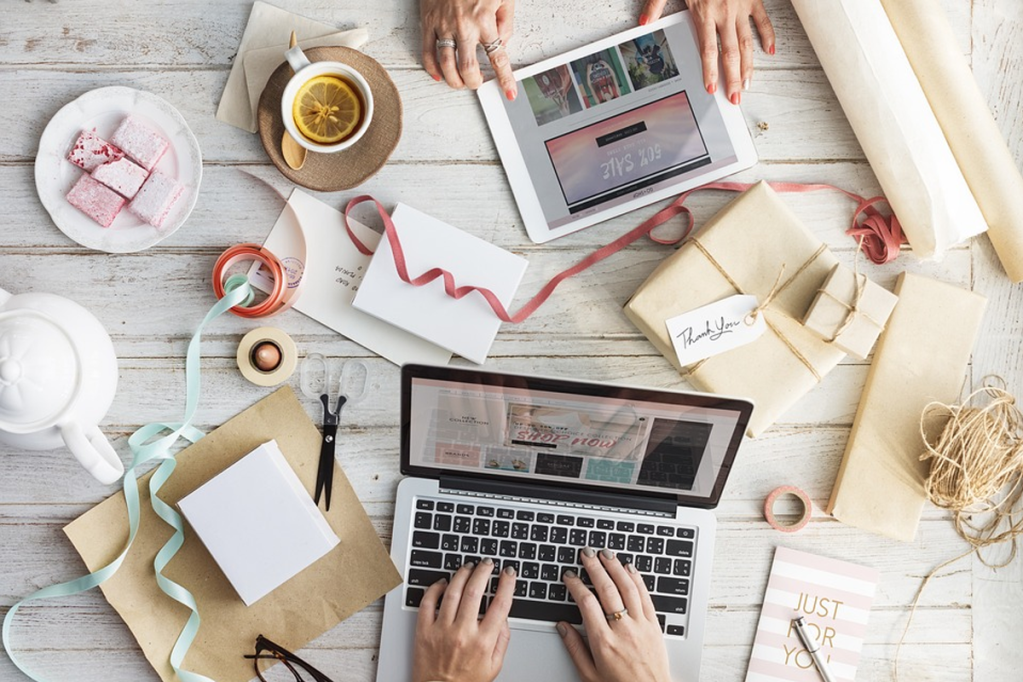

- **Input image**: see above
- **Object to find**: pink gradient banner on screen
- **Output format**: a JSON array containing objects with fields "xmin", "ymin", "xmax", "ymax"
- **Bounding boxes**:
[{"xmin": 545, "ymin": 91, "xmax": 708, "ymax": 206}]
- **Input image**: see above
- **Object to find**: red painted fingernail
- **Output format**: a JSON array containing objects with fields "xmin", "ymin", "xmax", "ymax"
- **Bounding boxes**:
[
  {"xmin": 730, "ymin": 92, "xmax": 740, "ymax": 105},
  {"xmin": 707, "ymin": 82, "xmax": 717, "ymax": 94},
  {"xmin": 432, "ymin": 74, "xmax": 441, "ymax": 81},
  {"xmin": 505, "ymin": 88, "xmax": 517, "ymax": 101},
  {"xmin": 769, "ymin": 45, "xmax": 776, "ymax": 56}
]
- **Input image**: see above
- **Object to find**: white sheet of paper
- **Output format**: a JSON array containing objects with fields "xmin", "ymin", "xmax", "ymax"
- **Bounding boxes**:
[
  {"xmin": 177, "ymin": 440, "xmax": 339, "ymax": 606},
  {"xmin": 351, "ymin": 203, "xmax": 529, "ymax": 364},
  {"xmin": 250, "ymin": 189, "xmax": 452, "ymax": 367},
  {"xmin": 666, "ymin": 294, "xmax": 766, "ymax": 367}
]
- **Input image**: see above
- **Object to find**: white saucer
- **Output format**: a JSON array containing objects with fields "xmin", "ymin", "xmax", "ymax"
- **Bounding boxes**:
[{"xmin": 35, "ymin": 86, "xmax": 202, "ymax": 253}]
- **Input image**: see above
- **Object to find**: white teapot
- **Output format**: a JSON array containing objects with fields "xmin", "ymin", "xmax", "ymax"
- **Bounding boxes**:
[{"xmin": 0, "ymin": 286, "xmax": 123, "ymax": 484}]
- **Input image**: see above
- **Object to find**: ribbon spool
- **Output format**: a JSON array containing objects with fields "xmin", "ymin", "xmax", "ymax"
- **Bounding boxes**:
[
  {"xmin": 236, "ymin": 327, "xmax": 297, "ymax": 387},
  {"xmin": 212, "ymin": 244, "xmax": 302, "ymax": 318},
  {"xmin": 763, "ymin": 485, "xmax": 812, "ymax": 532}
]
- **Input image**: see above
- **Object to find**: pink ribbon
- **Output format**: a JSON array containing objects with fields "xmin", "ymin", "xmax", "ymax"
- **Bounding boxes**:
[{"xmin": 342, "ymin": 181, "xmax": 903, "ymax": 325}]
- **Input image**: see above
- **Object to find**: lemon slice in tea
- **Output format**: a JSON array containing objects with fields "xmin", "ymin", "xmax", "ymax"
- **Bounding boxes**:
[{"xmin": 293, "ymin": 75, "xmax": 362, "ymax": 145}]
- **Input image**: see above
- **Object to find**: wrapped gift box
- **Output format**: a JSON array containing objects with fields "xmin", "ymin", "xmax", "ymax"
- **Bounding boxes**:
[
  {"xmin": 802, "ymin": 263, "xmax": 899, "ymax": 359},
  {"xmin": 624, "ymin": 182, "xmax": 845, "ymax": 436}
]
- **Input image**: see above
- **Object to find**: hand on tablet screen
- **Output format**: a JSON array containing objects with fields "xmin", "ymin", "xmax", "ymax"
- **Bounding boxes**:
[
  {"xmin": 640, "ymin": 0, "xmax": 776, "ymax": 105},
  {"xmin": 421, "ymin": 0, "xmax": 519, "ymax": 100}
]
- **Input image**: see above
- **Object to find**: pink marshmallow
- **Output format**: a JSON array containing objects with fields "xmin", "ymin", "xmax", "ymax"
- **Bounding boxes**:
[
  {"xmin": 92, "ymin": 157, "xmax": 149, "ymax": 199},
  {"xmin": 129, "ymin": 171, "xmax": 183, "ymax": 229},
  {"xmin": 110, "ymin": 116, "xmax": 169, "ymax": 171},
  {"xmin": 67, "ymin": 130, "xmax": 123, "ymax": 172},
  {"xmin": 67, "ymin": 174, "xmax": 126, "ymax": 228}
]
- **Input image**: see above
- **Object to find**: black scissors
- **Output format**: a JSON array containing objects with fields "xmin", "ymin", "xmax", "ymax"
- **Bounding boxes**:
[
  {"xmin": 304, "ymin": 356, "xmax": 368, "ymax": 511},
  {"xmin": 314, "ymin": 392, "xmax": 346, "ymax": 511}
]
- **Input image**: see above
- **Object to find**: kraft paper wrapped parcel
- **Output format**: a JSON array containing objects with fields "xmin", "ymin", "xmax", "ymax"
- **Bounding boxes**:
[
  {"xmin": 828, "ymin": 273, "xmax": 986, "ymax": 542},
  {"xmin": 625, "ymin": 182, "xmax": 845, "ymax": 437}
]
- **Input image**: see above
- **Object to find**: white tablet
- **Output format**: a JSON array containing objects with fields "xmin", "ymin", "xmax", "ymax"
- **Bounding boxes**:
[{"xmin": 479, "ymin": 12, "xmax": 758, "ymax": 244}]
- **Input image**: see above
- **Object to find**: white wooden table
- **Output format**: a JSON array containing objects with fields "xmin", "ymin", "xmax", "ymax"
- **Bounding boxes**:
[{"xmin": 2, "ymin": 1, "xmax": 1021, "ymax": 680}]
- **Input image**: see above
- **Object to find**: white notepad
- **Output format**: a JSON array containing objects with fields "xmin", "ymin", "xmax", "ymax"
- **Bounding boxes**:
[
  {"xmin": 351, "ymin": 203, "xmax": 529, "ymax": 364},
  {"xmin": 178, "ymin": 440, "xmax": 340, "ymax": 606}
]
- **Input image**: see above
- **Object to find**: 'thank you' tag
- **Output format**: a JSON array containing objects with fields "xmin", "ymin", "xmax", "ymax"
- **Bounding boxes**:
[{"xmin": 665, "ymin": 294, "xmax": 766, "ymax": 367}]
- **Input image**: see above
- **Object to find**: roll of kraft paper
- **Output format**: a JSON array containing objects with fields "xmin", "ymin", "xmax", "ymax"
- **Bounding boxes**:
[
  {"xmin": 790, "ymin": 0, "xmax": 987, "ymax": 261},
  {"xmin": 879, "ymin": 0, "xmax": 1023, "ymax": 283}
]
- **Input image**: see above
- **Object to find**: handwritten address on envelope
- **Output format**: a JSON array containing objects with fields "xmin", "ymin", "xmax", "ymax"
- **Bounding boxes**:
[{"xmin": 665, "ymin": 294, "xmax": 766, "ymax": 367}]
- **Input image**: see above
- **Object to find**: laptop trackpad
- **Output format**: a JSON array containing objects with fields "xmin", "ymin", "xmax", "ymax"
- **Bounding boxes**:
[{"xmin": 497, "ymin": 625, "xmax": 581, "ymax": 681}]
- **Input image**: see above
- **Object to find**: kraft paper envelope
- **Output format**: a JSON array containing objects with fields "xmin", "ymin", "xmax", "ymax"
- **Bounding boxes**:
[
  {"xmin": 217, "ymin": 1, "xmax": 368, "ymax": 132},
  {"xmin": 625, "ymin": 182, "xmax": 845, "ymax": 437},
  {"xmin": 64, "ymin": 387, "xmax": 401, "ymax": 682}
]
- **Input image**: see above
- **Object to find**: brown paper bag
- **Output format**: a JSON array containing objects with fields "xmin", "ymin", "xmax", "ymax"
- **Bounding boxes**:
[
  {"xmin": 64, "ymin": 387, "xmax": 401, "ymax": 682},
  {"xmin": 625, "ymin": 181, "xmax": 845, "ymax": 436}
]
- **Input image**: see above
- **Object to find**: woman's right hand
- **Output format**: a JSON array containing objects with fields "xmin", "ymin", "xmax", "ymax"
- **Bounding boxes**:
[
  {"xmin": 557, "ymin": 548, "xmax": 673, "ymax": 682},
  {"xmin": 420, "ymin": 0, "xmax": 518, "ymax": 99}
]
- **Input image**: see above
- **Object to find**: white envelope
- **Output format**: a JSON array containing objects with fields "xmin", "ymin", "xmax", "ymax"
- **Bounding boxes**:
[
  {"xmin": 250, "ymin": 189, "xmax": 452, "ymax": 367},
  {"xmin": 177, "ymin": 440, "xmax": 340, "ymax": 606},
  {"xmin": 351, "ymin": 203, "xmax": 529, "ymax": 364}
]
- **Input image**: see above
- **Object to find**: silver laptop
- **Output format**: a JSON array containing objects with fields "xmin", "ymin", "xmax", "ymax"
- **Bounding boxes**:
[{"xmin": 376, "ymin": 365, "xmax": 753, "ymax": 681}]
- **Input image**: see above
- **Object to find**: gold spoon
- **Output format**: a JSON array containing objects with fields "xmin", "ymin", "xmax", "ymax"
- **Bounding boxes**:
[{"xmin": 282, "ymin": 31, "xmax": 308, "ymax": 171}]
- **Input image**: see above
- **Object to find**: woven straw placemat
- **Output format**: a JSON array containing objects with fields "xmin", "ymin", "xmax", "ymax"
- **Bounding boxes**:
[{"xmin": 257, "ymin": 47, "xmax": 402, "ymax": 191}]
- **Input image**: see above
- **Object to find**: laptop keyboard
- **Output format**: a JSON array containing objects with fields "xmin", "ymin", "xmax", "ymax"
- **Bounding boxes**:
[{"xmin": 403, "ymin": 497, "xmax": 695, "ymax": 637}]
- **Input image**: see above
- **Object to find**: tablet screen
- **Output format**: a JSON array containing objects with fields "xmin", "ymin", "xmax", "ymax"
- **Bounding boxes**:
[{"xmin": 499, "ymin": 22, "xmax": 741, "ymax": 233}]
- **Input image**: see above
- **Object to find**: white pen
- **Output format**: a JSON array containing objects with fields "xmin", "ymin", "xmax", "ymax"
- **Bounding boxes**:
[{"xmin": 792, "ymin": 615, "xmax": 836, "ymax": 682}]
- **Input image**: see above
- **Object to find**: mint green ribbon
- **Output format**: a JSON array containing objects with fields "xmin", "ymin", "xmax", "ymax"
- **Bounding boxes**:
[{"xmin": 2, "ymin": 281, "xmax": 253, "ymax": 682}]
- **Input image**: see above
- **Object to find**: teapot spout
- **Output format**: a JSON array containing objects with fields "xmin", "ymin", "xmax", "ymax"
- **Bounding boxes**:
[{"xmin": 0, "ymin": 287, "xmax": 9, "ymax": 306}]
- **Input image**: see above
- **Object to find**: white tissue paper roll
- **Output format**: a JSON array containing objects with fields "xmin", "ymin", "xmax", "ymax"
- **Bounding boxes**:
[
  {"xmin": 880, "ymin": 0, "xmax": 1023, "ymax": 283},
  {"xmin": 790, "ymin": 0, "xmax": 987, "ymax": 260}
]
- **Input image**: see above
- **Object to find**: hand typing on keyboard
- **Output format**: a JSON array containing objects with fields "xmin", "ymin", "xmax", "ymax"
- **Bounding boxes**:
[
  {"xmin": 412, "ymin": 558, "xmax": 517, "ymax": 682},
  {"xmin": 558, "ymin": 548, "xmax": 673, "ymax": 682}
]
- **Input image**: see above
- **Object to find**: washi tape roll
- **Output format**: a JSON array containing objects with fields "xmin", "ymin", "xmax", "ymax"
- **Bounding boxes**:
[
  {"xmin": 236, "ymin": 327, "xmax": 298, "ymax": 387},
  {"xmin": 763, "ymin": 485, "xmax": 812, "ymax": 533}
]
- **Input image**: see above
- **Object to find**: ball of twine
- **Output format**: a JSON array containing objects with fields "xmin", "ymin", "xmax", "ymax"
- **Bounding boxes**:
[
  {"xmin": 920, "ymin": 379, "xmax": 1023, "ymax": 566},
  {"xmin": 897, "ymin": 379, "xmax": 1023, "ymax": 681}
]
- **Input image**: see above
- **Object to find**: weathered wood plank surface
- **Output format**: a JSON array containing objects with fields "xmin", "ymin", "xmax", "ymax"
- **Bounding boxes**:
[{"xmin": 1, "ymin": 0, "xmax": 1021, "ymax": 680}]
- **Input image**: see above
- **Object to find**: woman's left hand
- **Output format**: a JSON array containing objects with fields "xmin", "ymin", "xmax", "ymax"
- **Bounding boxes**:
[
  {"xmin": 411, "ymin": 560, "xmax": 518, "ymax": 682},
  {"xmin": 640, "ymin": 0, "xmax": 775, "ymax": 105}
]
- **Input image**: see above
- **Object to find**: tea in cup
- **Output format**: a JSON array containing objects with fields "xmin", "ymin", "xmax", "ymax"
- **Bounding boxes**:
[{"xmin": 281, "ymin": 46, "xmax": 374, "ymax": 153}]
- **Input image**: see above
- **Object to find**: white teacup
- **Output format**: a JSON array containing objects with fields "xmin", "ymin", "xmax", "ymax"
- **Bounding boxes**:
[{"xmin": 281, "ymin": 46, "xmax": 374, "ymax": 153}]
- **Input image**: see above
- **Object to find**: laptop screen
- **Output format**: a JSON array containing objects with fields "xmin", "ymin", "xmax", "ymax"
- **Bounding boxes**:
[{"xmin": 401, "ymin": 365, "xmax": 753, "ymax": 508}]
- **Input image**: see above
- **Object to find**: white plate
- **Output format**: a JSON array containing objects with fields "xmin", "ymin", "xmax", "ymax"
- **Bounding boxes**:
[{"xmin": 35, "ymin": 86, "xmax": 202, "ymax": 253}]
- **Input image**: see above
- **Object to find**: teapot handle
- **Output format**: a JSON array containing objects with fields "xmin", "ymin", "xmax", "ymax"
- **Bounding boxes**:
[{"xmin": 61, "ymin": 421, "xmax": 124, "ymax": 485}]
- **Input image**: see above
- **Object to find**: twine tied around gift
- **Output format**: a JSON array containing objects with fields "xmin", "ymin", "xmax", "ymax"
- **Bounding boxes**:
[
  {"xmin": 817, "ymin": 236, "xmax": 886, "ymax": 344},
  {"xmin": 685, "ymin": 239, "xmax": 828, "ymax": 381},
  {"xmin": 894, "ymin": 378, "xmax": 1023, "ymax": 680}
]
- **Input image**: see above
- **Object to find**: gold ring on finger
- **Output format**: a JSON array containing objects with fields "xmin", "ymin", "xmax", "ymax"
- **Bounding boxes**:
[{"xmin": 604, "ymin": 607, "xmax": 628, "ymax": 622}]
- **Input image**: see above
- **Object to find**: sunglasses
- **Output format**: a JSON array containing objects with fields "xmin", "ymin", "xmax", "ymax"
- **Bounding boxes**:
[{"xmin": 244, "ymin": 634, "xmax": 335, "ymax": 682}]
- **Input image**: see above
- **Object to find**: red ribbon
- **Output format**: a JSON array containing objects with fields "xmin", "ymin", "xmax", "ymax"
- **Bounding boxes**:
[{"xmin": 342, "ymin": 181, "xmax": 904, "ymax": 325}]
